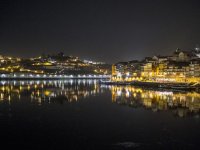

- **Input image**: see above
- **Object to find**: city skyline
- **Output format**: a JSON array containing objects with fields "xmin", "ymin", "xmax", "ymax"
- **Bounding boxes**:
[
  {"xmin": 0, "ymin": 0, "xmax": 200, "ymax": 63},
  {"xmin": 0, "ymin": 1, "xmax": 200, "ymax": 149}
]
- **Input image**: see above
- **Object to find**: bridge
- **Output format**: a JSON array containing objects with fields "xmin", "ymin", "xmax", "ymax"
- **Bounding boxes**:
[{"xmin": 0, "ymin": 73, "xmax": 111, "ymax": 79}]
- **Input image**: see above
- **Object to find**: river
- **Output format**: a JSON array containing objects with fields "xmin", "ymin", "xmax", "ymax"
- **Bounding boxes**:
[{"xmin": 0, "ymin": 80, "xmax": 199, "ymax": 149}]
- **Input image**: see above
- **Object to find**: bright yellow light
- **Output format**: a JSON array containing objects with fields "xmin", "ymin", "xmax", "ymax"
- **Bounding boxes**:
[{"xmin": 44, "ymin": 90, "xmax": 51, "ymax": 96}]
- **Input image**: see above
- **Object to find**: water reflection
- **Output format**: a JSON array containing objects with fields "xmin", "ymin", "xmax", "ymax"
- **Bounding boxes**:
[
  {"xmin": 0, "ymin": 80, "xmax": 200, "ymax": 117},
  {"xmin": 0, "ymin": 80, "xmax": 101, "ymax": 104},
  {"xmin": 110, "ymin": 86, "xmax": 200, "ymax": 117}
]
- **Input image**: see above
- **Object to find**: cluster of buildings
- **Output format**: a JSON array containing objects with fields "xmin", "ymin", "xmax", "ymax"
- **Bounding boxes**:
[
  {"xmin": 0, "ymin": 52, "xmax": 111, "ymax": 76},
  {"xmin": 112, "ymin": 47, "xmax": 200, "ymax": 83}
]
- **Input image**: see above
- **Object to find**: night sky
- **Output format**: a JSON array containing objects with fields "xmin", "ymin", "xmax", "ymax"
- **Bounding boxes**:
[{"xmin": 0, "ymin": 0, "xmax": 200, "ymax": 63}]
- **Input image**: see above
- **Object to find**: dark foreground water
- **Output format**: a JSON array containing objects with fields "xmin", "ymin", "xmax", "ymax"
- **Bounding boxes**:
[{"xmin": 0, "ymin": 80, "xmax": 199, "ymax": 150}]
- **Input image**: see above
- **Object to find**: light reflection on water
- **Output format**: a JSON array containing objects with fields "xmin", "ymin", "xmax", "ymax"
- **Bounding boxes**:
[
  {"xmin": 0, "ymin": 80, "xmax": 102, "ymax": 104},
  {"xmin": 0, "ymin": 80, "xmax": 199, "ymax": 117},
  {"xmin": 109, "ymin": 86, "xmax": 200, "ymax": 118}
]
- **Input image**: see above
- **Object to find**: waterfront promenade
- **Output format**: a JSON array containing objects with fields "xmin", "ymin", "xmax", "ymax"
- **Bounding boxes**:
[{"xmin": 0, "ymin": 73, "xmax": 111, "ymax": 79}]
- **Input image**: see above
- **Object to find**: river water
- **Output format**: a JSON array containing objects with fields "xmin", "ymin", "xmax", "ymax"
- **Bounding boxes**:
[{"xmin": 0, "ymin": 80, "xmax": 199, "ymax": 149}]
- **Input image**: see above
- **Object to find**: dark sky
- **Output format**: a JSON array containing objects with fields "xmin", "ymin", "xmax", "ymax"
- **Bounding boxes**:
[{"xmin": 0, "ymin": 0, "xmax": 200, "ymax": 63}]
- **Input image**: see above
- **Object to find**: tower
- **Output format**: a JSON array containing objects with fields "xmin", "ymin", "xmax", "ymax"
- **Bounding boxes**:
[{"xmin": 195, "ymin": 44, "xmax": 200, "ymax": 52}]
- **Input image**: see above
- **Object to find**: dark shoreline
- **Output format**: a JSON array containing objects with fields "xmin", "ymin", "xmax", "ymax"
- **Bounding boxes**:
[{"xmin": 99, "ymin": 80, "xmax": 199, "ymax": 91}]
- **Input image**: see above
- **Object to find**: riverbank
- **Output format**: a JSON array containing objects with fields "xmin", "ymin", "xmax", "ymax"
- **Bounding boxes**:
[
  {"xmin": 0, "ymin": 74, "xmax": 111, "ymax": 80},
  {"xmin": 99, "ymin": 80, "xmax": 200, "ymax": 91}
]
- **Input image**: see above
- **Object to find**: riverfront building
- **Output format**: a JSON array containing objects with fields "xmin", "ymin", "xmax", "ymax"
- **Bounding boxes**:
[{"xmin": 112, "ymin": 48, "xmax": 200, "ymax": 83}]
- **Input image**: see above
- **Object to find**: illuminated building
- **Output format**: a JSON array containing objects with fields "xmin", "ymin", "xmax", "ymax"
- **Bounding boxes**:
[
  {"xmin": 189, "ymin": 59, "xmax": 200, "ymax": 77},
  {"xmin": 0, "ymin": 52, "xmax": 111, "ymax": 76},
  {"xmin": 111, "ymin": 48, "xmax": 200, "ymax": 83}
]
